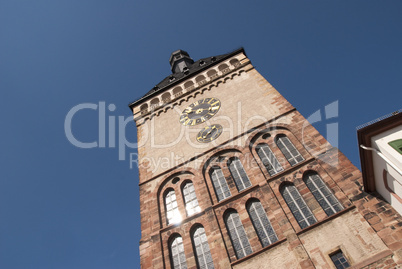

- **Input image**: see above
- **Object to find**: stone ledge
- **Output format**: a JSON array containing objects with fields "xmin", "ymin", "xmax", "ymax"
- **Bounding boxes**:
[
  {"xmin": 296, "ymin": 205, "xmax": 356, "ymax": 236},
  {"xmin": 230, "ymin": 238, "xmax": 287, "ymax": 266},
  {"xmin": 350, "ymin": 250, "xmax": 393, "ymax": 269}
]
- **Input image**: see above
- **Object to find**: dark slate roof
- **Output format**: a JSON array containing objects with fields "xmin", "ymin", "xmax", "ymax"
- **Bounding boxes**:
[{"xmin": 128, "ymin": 47, "xmax": 245, "ymax": 109}]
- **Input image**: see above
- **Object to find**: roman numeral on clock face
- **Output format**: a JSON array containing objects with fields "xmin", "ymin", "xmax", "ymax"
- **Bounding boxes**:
[{"xmin": 179, "ymin": 97, "xmax": 221, "ymax": 126}]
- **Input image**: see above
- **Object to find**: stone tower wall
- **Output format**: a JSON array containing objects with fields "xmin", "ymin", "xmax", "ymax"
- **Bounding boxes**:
[{"xmin": 133, "ymin": 52, "xmax": 402, "ymax": 268}]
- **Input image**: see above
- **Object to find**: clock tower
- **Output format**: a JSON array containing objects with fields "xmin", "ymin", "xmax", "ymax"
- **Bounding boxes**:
[{"xmin": 129, "ymin": 48, "xmax": 402, "ymax": 268}]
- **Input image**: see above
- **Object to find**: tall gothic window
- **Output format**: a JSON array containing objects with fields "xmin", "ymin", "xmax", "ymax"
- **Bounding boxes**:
[
  {"xmin": 165, "ymin": 189, "xmax": 182, "ymax": 225},
  {"xmin": 182, "ymin": 182, "xmax": 201, "ymax": 216},
  {"xmin": 228, "ymin": 157, "xmax": 252, "ymax": 192},
  {"xmin": 246, "ymin": 199, "xmax": 278, "ymax": 247},
  {"xmin": 170, "ymin": 235, "xmax": 188, "ymax": 269},
  {"xmin": 304, "ymin": 171, "xmax": 343, "ymax": 216},
  {"xmin": 276, "ymin": 135, "xmax": 304, "ymax": 166},
  {"xmin": 209, "ymin": 166, "xmax": 231, "ymax": 202},
  {"xmin": 224, "ymin": 210, "xmax": 252, "ymax": 259},
  {"xmin": 280, "ymin": 183, "xmax": 316, "ymax": 229},
  {"xmin": 192, "ymin": 226, "xmax": 214, "ymax": 269},
  {"xmin": 255, "ymin": 143, "xmax": 283, "ymax": 176}
]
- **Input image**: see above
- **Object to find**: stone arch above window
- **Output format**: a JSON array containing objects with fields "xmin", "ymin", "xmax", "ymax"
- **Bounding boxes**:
[
  {"xmin": 157, "ymin": 171, "xmax": 197, "ymax": 228},
  {"xmin": 224, "ymin": 209, "xmax": 253, "ymax": 259},
  {"xmin": 206, "ymin": 148, "xmax": 242, "ymax": 164},
  {"xmin": 246, "ymin": 198, "xmax": 278, "ymax": 247},
  {"xmin": 164, "ymin": 189, "xmax": 182, "ymax": 225},
  {"xmin": 203, "ymin": 148, "xmax": 250, "ymax": 203},
  {"xmin": 303, "ymin": 171, "xmax": 343, "ymax": 216},
  {"xmin": 275, "ymin": 134, "xmax": 304, "ymax": 166},
  {"xmin": 248, "ymin": 127, "xmax": 288, "ymax": 147},
  {"xmin": 280, "ymin": 183, "xmax": 316, "ymax": 229},
  {"xmin": 159, "ymin": 171, "xmax": 195, "ymax": 189},
  {"xmin": 169, "ymin": 234, "xmax": 188, "ymax": 269},
  {"xmin": 182, "ymin": 181, "xmax": 201, "ymax": 217},
  {"xmin": 191, "ymin": 225, "xmax": 214, "ymax": 269},
  {"xmin": 227, "ymin": 157, "xmax": 252, "ymax": 192}
]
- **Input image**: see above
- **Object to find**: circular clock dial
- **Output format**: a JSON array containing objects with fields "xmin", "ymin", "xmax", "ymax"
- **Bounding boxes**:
[
  {"xmin": 196, "ymin": 124, "xmax": 223, "ymax": 143},
  {"xmin": 179, "ymin": 98, "xmax": 221, "ymax": 126}
]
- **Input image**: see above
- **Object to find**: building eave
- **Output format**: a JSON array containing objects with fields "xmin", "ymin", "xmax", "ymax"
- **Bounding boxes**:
[
  {"xmin": 357, "ymin": 111, "xmax": 402, "ymax": 192},
  {"xmin": 128, "ymin": 47, "xmax": 246, "ymax": 110}
]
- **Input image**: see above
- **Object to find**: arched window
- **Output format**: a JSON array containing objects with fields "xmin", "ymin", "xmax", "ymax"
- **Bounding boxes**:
[
  {"xmin": 173, "ymin": 87, "xmax": 183, "ymax": 97},
  {"xmin": 304, "ymin": 171, "xmax": 343, "ymax": 216},
  {"xmin": 229, "ymin": 58, "xmax": 241, "ymax": 67},
  {"xmin": 184, "ymin": 81, "xmax": 194, "ymax": 90},
  {"xmin": 192, "ymin": 226, "xmax": 214, "ymax": 269},
  {"xmin": 195, "ymin": 75, "xmax": 206, "ymax": 83},
  {"xmin": 165, "ymin": 189, "xmax": 182, "ymax": 225},
  {"xmin": 161, "ymin": 92, "xmax": 171, "ymax": 103},
  {"xmin": 228, "ymin": 157, "xmax": 252, "ymax": 192},
  {"xmin": 224, "ymin": 210, "xmax": 252, "ymax": 259},
  {"xmin": 196, "ymin": 75, "xmax": 207, "ymax": 86},
  {"xmin": 280, "ymin": 183, "xmax": 316, "ymax": 229},
  {"xmin": 255, "ymin": 143, "xmax": 283, "ymax": 176},
  {"xmin": 276, "ymin": 135, "xmax": 304, "ymax": 166},
  {"xmin": 246, "ymin": 199, "xmax": 278, "ymax": 247},
  {"xmin": 182, "ymin": 182, "xmax": 201, "ymax": 216},
  {"xmin": 170, "ymin": 235, "xmax": 188, "ymax": 269},
  {"xmin": 150, "ymin": 97, "xmax": 160, "ymax": 110},
  {"xmin": 139, "ymin": 103, "xmax": 148, "ymax": 114},
  {"xmin": 206, "ymin": 70, "xmax": 218, "ymax": 79},
  {"xmin": 218, "ymin": 63, "xmax": 229, "ymax": 72},
  {"xmin": 209, "ymin": 166, "xmax": 231, "ymax": 202}
]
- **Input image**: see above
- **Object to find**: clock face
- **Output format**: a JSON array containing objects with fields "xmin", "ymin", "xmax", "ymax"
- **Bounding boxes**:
[
  {"xmin": 179, "ymin": 97, "xmax": 221, "ymax": 126},
  {"xmin": 196, "ymin": 124, "xmax": 223, "ymax": 143}
]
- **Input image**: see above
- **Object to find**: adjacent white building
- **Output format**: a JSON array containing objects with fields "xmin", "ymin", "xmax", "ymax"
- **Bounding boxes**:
[{"xmin": 357, "ymin": 110, "xmax": 402, "ymax": 215}]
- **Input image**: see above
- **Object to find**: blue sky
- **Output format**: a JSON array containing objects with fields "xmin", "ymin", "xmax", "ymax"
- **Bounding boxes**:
[{"xmin": 1, "ymin": 1, "xmax": 401, "ymax": 268}]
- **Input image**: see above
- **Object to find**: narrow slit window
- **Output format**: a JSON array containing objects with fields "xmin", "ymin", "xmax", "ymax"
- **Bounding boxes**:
[
  {"xmin": 170, "ymin": 235, "xmax": 188, "ymax": 269},
  {"xmin": 182, "ymin": 182, "xmax": 201, "ymax": 216},
  {"xmin": 228, "ymin": 157, "xmax": 252, "ymax": 192},
  {"xmin": 304, "ymin": 172, "xmax": 343, "ymax": 216},
  {"xmin": 276, "ymin": 135, "xmax": 304, "ymax": 166},
  {"xmin": 209, "ymin": 166, "xmax": 231, "ymax": 201},
  {"xmin": 281, "ymin": 184, "xmax": 316, "ymax": 229},
  {"xmin": 192, "ymin": 226, "xmax": 214, "ymax": 269},
  {"xmin": 165, "ymin": 190, "xmax": 182, "ymax": 225},
  {"xmin": 256, "ymin": 143, "xmax": 283, "ymax": 176},
  {"xmin": 247, "ymin": 200, "xmax": 278, "ymax": 247},
  {"xmin": 224, "ymin": 210, "xmax": 253, "ymax": 259}
]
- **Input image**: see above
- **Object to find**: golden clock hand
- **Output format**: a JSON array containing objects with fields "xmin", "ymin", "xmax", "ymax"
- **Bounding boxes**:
[
  {"xmin": 202, "ymin": 126, "xmax": 216, "ymax": 138},
  {"xmin": 202, "ymin": 129, "xmax": 212, "ymax": 139},
  {"xmin": 189, "ymin": 108, "xmax": 208, "ymax": 113},
  {"xmin": 194, "ymin": 107, "xmax": 211, "ymax": 114}
]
